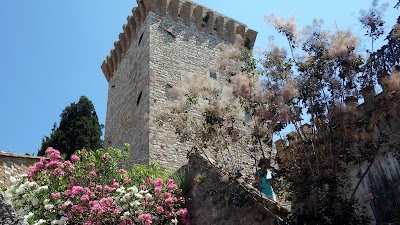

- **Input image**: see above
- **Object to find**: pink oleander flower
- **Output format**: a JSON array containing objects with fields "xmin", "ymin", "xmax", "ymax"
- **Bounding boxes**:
[
  {"xmin": 89, "ymin": 162, "xmax": 95, "ymax": 167},
  {"xmin": 64, "ymin": 161, "xmax": 75, "ymax": 170},
  {"xmin": 178, "ymin": 208, "xmax": 189, "ymax": 217},
  {"xmin": 28, "ymin": 167, "xmax": 36, "ymax": 177},
  {"xmin": 83, "ymin": 187, "xmax": 91, "ymax": 194},
  {"xmin": 89, "ymin": 200, "xmax": 101, "ymax": 212},
  {"xmin": 90, "ymin": 171, "xmax": 96, "ymax": 176},
  {"xmin": 155, "ymin": 178, "xmax": 163, "ymax": 187},
  {"xmin": 104, "ymin": 185, "xmax": 115, "ymax": 192},
  {"xmin": 64, "ymin": 190, "xmax": 71, "ymax": 197},
  {"xmin": 46, "ymin": 147, "xmax": 63, "ymax": 160},
  {"xmin": 155, "ymin": 186, "xmax": 162, "ymax": 193},
  {"xmin": 71, "ymin": 186, "xmax": 83, "ymax": 196},
  {"xmin": 52, "ymin": 167, "xmax": 65, "ymax": 176},
  {"xmin": 45, "ymin": 160, "xmax": 62, "ymax": 168},
  {"xmin": 167, "ymin": 183, "xmax": 177, "ymax": 190},
  {"xmin": 72, "ymin": 204, "xmax": 84, "ymax": 213},
  {"xmin": 138, "ymin": 213, "xmax": 152, "ymax": 225},
  {"xmin": 112, "ymin": 209, "xmax": 121, "ymax": 215},
  {"xmin": 113, "ymin": 182, "xmax": 119, "ymax": 188},
  {"xmin": 141, "ymin": 185, "xmax": 147, "ymax": 190},
  {"xmin": 157, "ymin": 206, "xmax": 164, "ymax": 213},
  {"xmin": 71, "ymin": 155, "xmax": 80, "ymax": 162},
  {"xmin": 124, "ymin": 177, "xmax": 131, "ymax": 184},
  {"xmin": 65, "ymin": 213, "xmax": 72, "ymax": 219},
  {"xmin": 51, "ymin": 192, "xmax": 60, "ymax": 200},
  {"xmin": 165, "ymin": 197, "xmax": 173, "ymax": 204},
  {"xmin": 118, "ymin": 169, "xmax": 127, "ymax": 174},
  {"xmin": 81, "ymin": 194, "xmax": 89, "ymax": 202}
]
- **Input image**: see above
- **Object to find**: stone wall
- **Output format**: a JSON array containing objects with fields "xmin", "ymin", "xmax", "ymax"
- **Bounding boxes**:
[
  {"xmin": 0, "ymin": 152, "xmax": 40, "ymax": 189},
  {"xmin": 104, "ymin": 13, "xmax": 151, "ymax": 164},
  {"xmin": 0, "ymin": 152, "xmax": 40, "ymax": 225},
  {"xmin": 183, "ymin": 154, "xmax": 288, "ymax": 225}
]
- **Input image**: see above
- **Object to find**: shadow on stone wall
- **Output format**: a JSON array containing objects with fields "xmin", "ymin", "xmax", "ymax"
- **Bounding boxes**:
[{"xmin": 180, "ymin": 154, "xmax": 289, "ymax": 225}]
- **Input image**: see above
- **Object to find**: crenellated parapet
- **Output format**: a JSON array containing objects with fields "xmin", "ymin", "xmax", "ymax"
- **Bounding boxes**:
[{"xmin": 101, "ymin": 0, "xmax": 258, "ymax": 82}]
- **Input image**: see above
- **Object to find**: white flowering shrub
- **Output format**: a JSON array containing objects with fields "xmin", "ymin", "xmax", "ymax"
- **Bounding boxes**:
[{"xmin": 4, "ymin": 147, "xmax": 189, "ymax": 225}]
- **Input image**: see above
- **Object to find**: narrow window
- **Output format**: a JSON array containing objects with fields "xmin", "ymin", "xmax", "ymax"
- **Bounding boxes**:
[
  {"xmin": 164, "ymin": 29, "xmax": 176, "ymax": 38},
  {"xmin": 209, "ymin": 71, "xmax": 217, "ymax": 79},
  {"xmin": 137, "ymin": 91, "xmax": 143, "ymax": 105},
  {"xmin": 138, "ymin": 33, "xmax": 144, "ymax": 45}
]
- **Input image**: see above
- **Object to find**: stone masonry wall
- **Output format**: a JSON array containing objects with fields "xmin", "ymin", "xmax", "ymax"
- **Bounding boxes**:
[
  {"xmin": 104, "ymin": 15, "xmax": 151, "ymax": 164},
  {"xmin": 102, "ymin": 0, "xmax": 259, "ymax": 173},
  {"xmin": 0, "ymin": 153, "xmax": 40, "ymax": 189}
]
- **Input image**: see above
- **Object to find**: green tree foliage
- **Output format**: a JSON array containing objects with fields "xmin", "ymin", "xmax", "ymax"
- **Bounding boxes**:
[{"xmin": 38, "ymin": 96, "xmax": 103, "ymax": 158}]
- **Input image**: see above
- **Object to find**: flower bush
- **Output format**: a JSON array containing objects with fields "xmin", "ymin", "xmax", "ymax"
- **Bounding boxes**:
[{"xmin": 4, "ymin": 146, "xmax": 189, "ymax": 225}]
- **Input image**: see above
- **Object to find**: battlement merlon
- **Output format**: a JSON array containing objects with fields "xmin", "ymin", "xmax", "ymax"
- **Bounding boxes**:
[{"xmin": 101, "ymin": 0, "xmax": 258, "ymax": 82}]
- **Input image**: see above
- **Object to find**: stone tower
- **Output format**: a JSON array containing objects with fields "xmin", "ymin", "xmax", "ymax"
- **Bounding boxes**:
[{"xmin": 101, "ymin": 0, "xmax": 257, "ymax": 170}]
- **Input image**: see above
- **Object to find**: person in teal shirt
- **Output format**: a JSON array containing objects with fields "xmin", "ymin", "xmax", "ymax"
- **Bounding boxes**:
[{"xmin": 254, "ymin": 158, "xmax": 275, "ymax": 200}]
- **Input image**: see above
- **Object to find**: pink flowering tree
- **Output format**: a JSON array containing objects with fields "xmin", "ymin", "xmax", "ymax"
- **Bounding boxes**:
[{"xmin": 4, "ymin": 146, "xmax": 189, "ymax": 225}]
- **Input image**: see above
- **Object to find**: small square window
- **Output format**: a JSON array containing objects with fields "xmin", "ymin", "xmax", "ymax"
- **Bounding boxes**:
[{"xmin": 209, "ymin": 72, "xmax": 217, "ymax": 79}]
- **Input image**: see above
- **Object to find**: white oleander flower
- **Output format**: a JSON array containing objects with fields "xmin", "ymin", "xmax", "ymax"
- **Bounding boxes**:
[
  {"xmin": 43, "ymin": 198, "xmax": 50, "ymax": 205},
  {"xmin": 64, "ymin": 200, "xmax": 72, "ymax": 206},
  {"xmin": 33, "ymin": 219, "xmax": 47, "ymax": 225},
  {"xmin": 29, "ymin": 181, "xmax": 37, "ymax": 187},
  {"xmin": 23, "ymin": 212, "xmax": 34, "ymax": 222},
  {"xmin": 38, "ymin": 186, "xmax": 48, "ymax": 192},
  {"xmin": 31, "ymin": 197, "xmax": 39, "ymax": 206},
  {"xmin": 127, "ymin": 186, "xmax": 138, "ymax": 193},
  {"xmin": 130, "ymin": 200, "xmax": 141, "ymax": 207},
  {"xmin": 45, "ymin": 204, "xmax": 54, "ymax": 210},
  {"xmin": 134, "ymin": 193, "xmax": 143, "ymax": 199},
  {"xmin": 59, "ymin": 216, "xmax": 68, "ymax": 224},
  {"xmin": 145, "ymin": 193, "xmax": 153, "ymax": 200},
  {"xmin": 139, "ymin": 189, "xmax": 148, "ymax": 194}
]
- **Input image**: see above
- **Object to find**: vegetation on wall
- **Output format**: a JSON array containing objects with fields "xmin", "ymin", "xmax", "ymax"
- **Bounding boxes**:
[
  {"xmin": 161, "ymin": 0, "xmax": 400, "ymax": 224},
  {"xmin": 38, "ymin": 96, "xmax": 103, "ymax": 159}
]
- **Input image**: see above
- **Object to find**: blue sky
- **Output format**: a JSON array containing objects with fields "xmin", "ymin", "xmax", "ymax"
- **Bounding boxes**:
[{"xmin": 0, "ymin": 0, "xmax": 398, "ymax": 155}]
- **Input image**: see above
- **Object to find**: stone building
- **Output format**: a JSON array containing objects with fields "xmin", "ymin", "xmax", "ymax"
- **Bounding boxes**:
[{"xmin": 101, "ymin": 0, "xmax": 257, "ymax": 171}]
